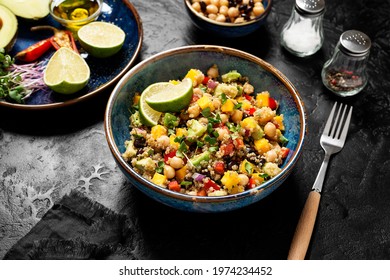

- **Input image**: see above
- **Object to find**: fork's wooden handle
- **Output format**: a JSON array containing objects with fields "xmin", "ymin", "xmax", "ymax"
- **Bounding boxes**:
[{"xmin": 287, "ymin": 191, "xmax": 321, "ymax": 260}]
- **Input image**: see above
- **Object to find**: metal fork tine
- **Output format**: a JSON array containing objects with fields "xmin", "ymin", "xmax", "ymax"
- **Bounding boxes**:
[
  {"xmin": 323, "ymin": 102, "xmax": 337, "ymax": 136},
  {"xmin": 335, "ymin": 104, "xmax": 348, "ymax": 139},
  {"xmin": 330, "ymin": 103, "xmax": 343, "ymax": 138},
  {"xmin": 340, "ymin": 106, "xmax": 353, "ymax": 143}
]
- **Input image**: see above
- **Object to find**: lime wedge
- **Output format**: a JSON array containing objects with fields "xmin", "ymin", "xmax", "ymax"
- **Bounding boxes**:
[
  {"xmin": 145, "ymin": 78, "xmax": 193, "ymax": 112},
  {"xmin": 44, "ymin": 47, "xmax": 90, "ymax": 94},
  {"xmin": 77, "ymin": 21, "xmax": 125, "ymax": 58},
  {"xmin": 139, "ymin": 83, "xmax": 168, "ymax": 126}
]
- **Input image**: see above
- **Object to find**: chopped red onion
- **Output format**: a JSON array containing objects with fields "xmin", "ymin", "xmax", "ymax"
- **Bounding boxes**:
[
  {"xmin": 192, "ymin": 173, "xmax": 206, "ymax": 181},
  {"xmin": 207, "ymin": 79, "xmax": 218, "ymax": 89}
]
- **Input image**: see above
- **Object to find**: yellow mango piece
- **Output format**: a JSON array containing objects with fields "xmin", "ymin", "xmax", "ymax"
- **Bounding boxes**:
[
  {"xmin": 241, "ymin": 117, "xmax": 258, "ymax": 130},
  {"xmin": 239, "ymin": 159, "xmax": 254, "ymax": 175},
  {"xmin": 254, "ymin": 138, "xmax": 271, "ymax": 154},
  {"xmin": 151, "ymin": 125, "xmax": 167, "ymax": 140},
  {"xmin": 175, "ymin": 165, "xmax": 187, "ymax": 182},
  {"xmin": 221, "ymin": 171, "xmax": 240, "ymax": 191},
  {"xmin": 185, "ymin": 69, "xmax": 203, "ymax": 86},
  {"xmin": 197, "ymin": 96, "xmax": 214, "ymax": 110},
  {"xmin": 230, "ymin": 185, "xmax": 245, "ymax": 194},
  {"xmin": 221, "ymin": 99, "xmax": 234, "ymax": 112},
  {"xmin": 251, "ymin": 173, "xmax": 264, "ymax": 185},
  {"xmin": 169, "ymin": 135, "xmax": 180, "ymax": 149},
  {"xmin": 152, "ymin": 173, "xmax": 167, "ymax": 186},
  {"xmin": 256, "ymin": 91, "xmax": 270, "ymax": 107},
  {"xmin": 176, "ymin": 128, "xmax": 187, "ymax": 137},
  {"xmin": 133, "ymin": 94, "xmax": 140, "ymax": 105},
  {"xmin": 274, "ymin": 115, "xmax": 285, "ymax": 131}
]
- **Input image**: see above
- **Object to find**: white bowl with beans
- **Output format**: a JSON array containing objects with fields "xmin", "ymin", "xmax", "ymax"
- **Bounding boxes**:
[{"xmin": 184, "ymin": 0, "xmax": 272, "ymax": 37}]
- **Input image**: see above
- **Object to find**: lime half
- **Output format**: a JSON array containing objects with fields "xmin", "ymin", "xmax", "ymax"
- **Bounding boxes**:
[
  {"xmin": 77, "ymin": 21, "xmax": 125, "ymax": 58},
  {"xmin": 139, "ymin": 83, "xmax": 168, "ymax": 126},
  {"xmin": 145, "ymin": 78, "xmax": 193, "ymax": 112},
  {"xmin": 44, "ymin": 47, "xmax": 90, "ymax": 94}
]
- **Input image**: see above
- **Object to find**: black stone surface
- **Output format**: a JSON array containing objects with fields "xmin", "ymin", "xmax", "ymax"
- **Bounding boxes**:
[{"xmin": 1, "ymin": 0, "xmax": 390, "ymax": 260}]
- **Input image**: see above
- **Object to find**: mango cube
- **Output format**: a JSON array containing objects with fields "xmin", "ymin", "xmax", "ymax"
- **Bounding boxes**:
[
  {"xmin": 221, "ymin": 99, "xmax": 234, "ymax": 112},
  {"xmin": 152, "ymin": 173, "xmax": 167, "ymax": 186},
  {"xmin": 151, "ymin": 125, "xmax": 167, "ymax": 140},
  {"xmin": 256, "ymin": 91, "xmax": 270, "ymax": 107},
  {"xmin": 254, "ymin": 138, "xmax": 271, "ymax": 154}
]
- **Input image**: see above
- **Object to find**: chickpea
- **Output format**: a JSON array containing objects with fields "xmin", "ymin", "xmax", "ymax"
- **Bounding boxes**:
[
  {"xmin": 227, "ymin": 7, "xmax": 239, "ymax": 18},
  {"xmin": 234, "ymin": 17, "xmax": 245, "ymax": 23},
  {"xmin": 193, "ymin": 87, "xmax": 203, "ymax": 96},
  {"xmin": 169, "ymin": 156, "xmax": 184, "ymax": 169},
  {"xmin": 243, "ymin": 83, "xmax": 254, "ymax": 94},
  {"xmin": 219, "ymin": 5, "xmax": 228, "ymax": 16},
  {"xmin": 231, "ymin": 110, "xmax": 243, "ymax": 123},
  {"xmin": 198, "ymin": 117, "xmax": 209, "ymax": 125},
  {"xmin": 192, "ymin": 2, "xmax": 201, "ymax": 12},
  {"xmin": 220, "ymin": 114, "xmax": 229, "ymax": 124},
  {"xmin": 216, "ymin": 127, "xmax": 229, "ymax": 141},
  {"xmin": 212, "ymin": 98, "xmax": 221, "ymax": 109},
  {"xmin": 253, "ymin": 0, "xmax": 262, "ymax": 3},
  {"xmin": 220, "ymin": 0, "xmax": 229, "ymax": 6},
  {"xmin": 164, "ymin": 165, "xmax": 175, "ymax": 179},
  {"xmin": 243, "ymin": 0, "xmax": 249, "ymax": 4},
  {"xmin": 215, "ymin": 14, "xmax": 226, "ymax": 22},
  {"xmin": 157, "ymin": 135, "xmax": 170, "ymax": 149},
  {"xmin": 210, "ymin": 0, "xmax": 220, "ymax": 6},
  {"xmin": 264, "ymin": 122, "xmax": 276, "ymax": 138},
  {"xmin": 238, "ymin": 174, "xmax": 249, "ymax": 186},
  {"xmin": 206, "ymin": 4, "xmax": 218, "ymax": 14},
  {"xmin": 188, "ymin": 103, "xmax": 201, "ymax": 118},
  {"xmin": 253, "ymin": 5, "xmax": 265, "ymax": 16},
  {"xmin": 265, "ymin": 150, "xmax": 278, "ymax": 163},
  {"xmin": 203, "ymin": 0, "xmax": 211, "ymax": 4},
  {"xmin": 208, "ymin": 13, "xmax": 217, "ymax": 20},
  {"xmin": 207, "ymin": 64, "xmax": 219, "ymax": 78}
]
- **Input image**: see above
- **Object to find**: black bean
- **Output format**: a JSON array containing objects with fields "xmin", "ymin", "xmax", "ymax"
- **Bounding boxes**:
[
  {"xmin": 200, "ymin": 1, "xmax": 207, "ymax": 12},
  {"xmin": 249, "ymin": 0, "xmax": 254, "ymax": 6},
  {"xmin": 239, "ymin": 4, "xmax": 247, "ymax": 11},
  {"xmin": 134, "ymin": 137, "xmax": 146, "ymax": 148}
]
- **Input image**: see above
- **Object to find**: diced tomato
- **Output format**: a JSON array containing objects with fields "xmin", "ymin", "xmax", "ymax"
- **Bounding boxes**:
[
  {"xmin": 164, "ymin": 150, "xmax": 177, "ymax": 164},
  {"xmin": 214, "ymin": 161, "xmax": 225, "ymax": 174},
  {"xmin": 248, "ymin": 178, "xmax": 256, "ymax": 189},
  {"xmin": 202, "ymin": 76, "xmax": 210, "ymax": 85},
  {"xmin": 233, "ymin": 138, "xmax": 244, "ymax": 149},
  {"xmin": 268, "ymin": 97, "xmax": 277, "ymax": 110},
  {"xmin": 168, "ymin": 181, "xmax": 181, "ymax": 192},
  {"xmin": 243, "ymin": 94, "xmax": 252, "ymax": 101},
  {"xmin": 248, "ymin": 107, "xmax": 256, "ymax": 115},
  {"xmin": 245, "ymin": 129, "xmax": 251, "ymax": 137},
  {"xmin": 280, "ymin": 147, "xmax": 290, "ymax": 159},
  {"xmin": 197, "ymin": 188, "xmax": 207, "ymax": 196},
  {"xmin": 204, "ymin": 179, "xmax": 220, "ymax": 191},
  {"xmin": 220, "ymin": 141, "xmax": 234, "ymax": 156}
]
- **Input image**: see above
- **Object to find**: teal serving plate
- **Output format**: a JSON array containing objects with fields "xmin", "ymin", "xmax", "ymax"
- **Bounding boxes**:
[
  {"xmin": 0, "ymin": 0, "xmax": 142, "ymax": 110},
  {"xmin": 105, "ymin": 45, "xmax": 306, "ymax": 212}
]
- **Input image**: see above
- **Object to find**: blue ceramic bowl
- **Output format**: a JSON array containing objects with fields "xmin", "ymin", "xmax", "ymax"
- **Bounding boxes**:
[
  {"xmin": 105, "ymin": 45, "xmax": 306, "ymax": 212},
  {"xmin": 184, "ymin": 0, "xmax": 272, "ymax": 38}
]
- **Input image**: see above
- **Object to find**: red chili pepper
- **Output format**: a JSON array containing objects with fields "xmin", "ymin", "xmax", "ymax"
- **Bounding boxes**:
[
  {"xmin": 268, "ymin": 97, "xmax": 277, "ymax": 110},
  {"xmin": 14, "ymin": 38, "xmax": 52, "ymax": 62},
  {"xmin": 214, "ymin": 161, "xmax": 225, "ymax": 175},
  {"xmin": 168, "ymin": 181, "xmax": 181, "ymax": 192},
  {"xmin": 31, "ymin": 26, "xmax": 79, "ymax": 53},
  {"xmin": 164, "ymin": 150, "xmax": 177, "ymax": 164},
  {"xmin": 204, "ymin": 179, "xmax": 220, "ymax": 191}
]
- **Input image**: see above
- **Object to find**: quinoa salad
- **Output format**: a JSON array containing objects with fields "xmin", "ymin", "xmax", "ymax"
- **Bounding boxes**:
[{"xmin": 122, "ymin": 64, "xmax": 290, "ymax": 197}]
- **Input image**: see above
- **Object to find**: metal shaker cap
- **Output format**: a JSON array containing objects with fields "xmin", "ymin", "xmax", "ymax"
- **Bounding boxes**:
[
  {"xmin": 339, "ymin": 30, "xmax": 371, "ymax": 57},
  {"xmin": 295, "ymin": 0, "xmax": 325, "ymax": 16}
]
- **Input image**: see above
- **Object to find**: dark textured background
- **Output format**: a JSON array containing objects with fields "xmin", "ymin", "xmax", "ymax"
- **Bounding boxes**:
[{"xmin": 1, "ymin": 0, "xmax": 390, "ymax": 259}]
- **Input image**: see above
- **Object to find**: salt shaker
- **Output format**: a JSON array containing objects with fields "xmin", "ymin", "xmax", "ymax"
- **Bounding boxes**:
[
  {"xmin": 280, "ymin": 0, "xmax": 325, "ymax": 57},
  {"xmin": 321, "ymin": 30, "xmax": 371, "ymax": 97}
]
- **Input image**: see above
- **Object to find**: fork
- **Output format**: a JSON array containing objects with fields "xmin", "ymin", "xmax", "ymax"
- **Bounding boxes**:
[{"xmin": 287, "ymin": 102, "xmax": 353, "ymax": 260}]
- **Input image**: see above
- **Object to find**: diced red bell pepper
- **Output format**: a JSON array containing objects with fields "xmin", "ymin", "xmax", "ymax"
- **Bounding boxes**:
[
  {"xmin": 214, "ymin": 161, "xmax": 225, "ymax": 175},
  {"xmin": 220, "ymin": 141, "xmax": 234, "ymax": 156},
  {"xmin": 197, "ymin": 188, "xmax": 207, "ymax": 196},
  {"xmin": 268, "ymin": 97, "xmax": 277, "ymax": 110},
  {"xmin": 248, "ymin": 107, "xmax": 256, "ymax": 115},
  {"xmin": 202, "ymin": 76, "xmax": 210, "ymax": 85},
  {"xmin": 243, "ymin": 94, "xmax": 252, "ymax": 101},
  {"xmin": 164, "ymin": 150, "xmax": 177, "ymax": 164},
  {"xmin": 233, "ymin": 138, "xmax": 245, "ymax": 149},
  {"xmin": 168, "ymin": 181, "xmax": 181, "ymax": 192},
  {"xmin": 248, "ymin": 178, "xmax": 256, "ymax": 189},
  {"xmin": 280, "ymin": 147, "xmax": 290, "ymax": 159},
  {"xmin": 204, "ymin": 179, "xmax": 220, "ymax": 191},
  {"xmin": 14, "ymin": 38, "xmax": 52, "ymax": 62}
]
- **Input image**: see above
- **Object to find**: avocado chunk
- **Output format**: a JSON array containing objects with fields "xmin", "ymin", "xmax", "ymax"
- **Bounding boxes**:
[
  {"xmin": 0, "ymin": 0, "xmax": 50, "ymax": 20},
  {"xmin": 190, "ymin": 151, "xmax": 210, "ymax": 167},
  {"xmin": 187, "ymin": 120, "xmax": 207, "ymax": 141},
  {"xmin": 221, "ymin": 70, "xmax": 241, "ymax": 83},
  {"xmin": 135, "ymin": 158, "xmax": 156, "ymax": 172},
  {"xmin": 0, "ymin": 4, "xmax": 17, "ymax": 51}
]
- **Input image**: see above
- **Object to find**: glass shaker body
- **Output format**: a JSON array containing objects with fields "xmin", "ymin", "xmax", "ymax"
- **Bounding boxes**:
[
  {"xmin": 321, "ymin": 30, "xmax": 371, "ymax": 97},
  {"xmin": 280, "ymin": 0, "xmax": 325, "ymax": 57}
]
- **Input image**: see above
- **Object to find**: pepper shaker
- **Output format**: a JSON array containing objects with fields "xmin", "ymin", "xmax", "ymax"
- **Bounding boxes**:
[
  {"xmin": 280, "ymin": 0, "xmax": 325, "ymax": 57},
  {"xmin": 321, "ymin": 30, "xmax": 371, "ymax": 97}
]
